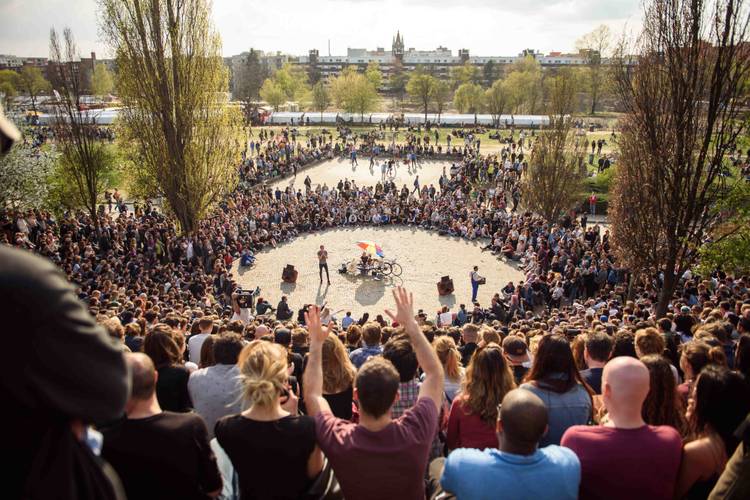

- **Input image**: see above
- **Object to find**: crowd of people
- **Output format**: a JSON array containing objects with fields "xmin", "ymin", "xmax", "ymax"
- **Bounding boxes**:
[{"xmin": 3, "ymin": 123, "xmax": 750, "ymax": 499}]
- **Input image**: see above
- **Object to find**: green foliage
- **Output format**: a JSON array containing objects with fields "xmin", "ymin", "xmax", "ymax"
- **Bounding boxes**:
[
  {"xmin": 310, "ymin": 81, "xmax": 330, "ymax": 116},
  {"xmin": 454, "ymin": 82, "xmax": 484, "ymax": 118},
  {"xmin": 260, "ymin": 79, "xmax": 286, "ymax": 110},
  {"xmin": 485, "ymin": 79, "xmax": 510, "ymax": 126},
  {"xmin": 697, "ymin": 181, "xmax": 750, "ymax": 275},
  {"xmin": 329, "ymin": 69, "xmax": 378, "ymax": 120},
  {"xmin": 91, "ymin": 63, "xmax": 114, "ymax": 97},
  {"xmin": 503, "ymin": 56, "xmax": 543, "ymax": 114},
  {"xmin": 451, "ymin": 63, "xmax": 480, "ymax": 89},
  {"xmin": 0, "ymin": 70, "xmax": 19, "ymax": 99},
  {"xmin": 365, "ymin": 61, "xmax": 383, "ymax": 90},
  {"xmin": 406, "ymin": 70, "xmax": 437, "ymax": 119},
  {"xmin": 272, "ymin": 62, "xmax": 310, "ymax": 102},
  {"xmin": 17, "ymin": 66, "xmax": 50, "ymax": 112},
  {"xmin": 432, "ymin": 79, "xmax": 452, "ymax": 120}
]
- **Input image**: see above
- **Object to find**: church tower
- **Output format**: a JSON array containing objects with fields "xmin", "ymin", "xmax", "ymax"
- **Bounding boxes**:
[{"xmin": 392, "ymin": 31, "xmax": 405, "ymax": 63}]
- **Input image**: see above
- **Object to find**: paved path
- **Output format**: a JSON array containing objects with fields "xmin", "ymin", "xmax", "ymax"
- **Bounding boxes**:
[{"xmin": 232, "ymin": 226, "xmax": 525, "ymax": 319}]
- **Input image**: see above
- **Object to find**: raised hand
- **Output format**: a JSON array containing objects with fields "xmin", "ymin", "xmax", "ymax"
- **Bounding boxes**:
[
  {"xmin": 384, "ymin": 286, "xmax": 417, "ymax": 327},
  {"xmin": 304, "ymin": 305, "xmax": 333, "ymax": 345}
]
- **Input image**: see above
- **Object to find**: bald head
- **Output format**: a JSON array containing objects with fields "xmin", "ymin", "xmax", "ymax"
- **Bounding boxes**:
[
  {"xmin": 126, "ymin": 352, "xmax": 157, "ymax": 400},
  {"xmin": 499, "ymin": 389, "xmax": 548, "ymax": 447},
  {"xmin": 255, "ymin": 324, "xmax": 269, "ymax": 339},
  {"xmin": 602, "ymin": 356, "xmax": 650, "ymax": 412}
]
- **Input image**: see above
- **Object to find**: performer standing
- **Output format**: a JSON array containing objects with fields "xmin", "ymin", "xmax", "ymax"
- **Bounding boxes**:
[
  {"xmin": 470, "ymin": 265, "xmax": 485, "ymax": 303},
  {"xmin": 318, "ymin": 245, "xmax": 331, "ymax": 285}
]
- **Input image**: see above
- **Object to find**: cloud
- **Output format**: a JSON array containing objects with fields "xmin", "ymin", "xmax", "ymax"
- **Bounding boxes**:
[{"xmin": 0, "ymin": 0, "xmax": 642, "ymax": 58}]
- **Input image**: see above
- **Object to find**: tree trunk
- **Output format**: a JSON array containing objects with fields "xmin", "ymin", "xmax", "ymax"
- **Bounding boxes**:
[{"xmin": 656, "ymin": 267, "xmax": 677, "ymax": 318}]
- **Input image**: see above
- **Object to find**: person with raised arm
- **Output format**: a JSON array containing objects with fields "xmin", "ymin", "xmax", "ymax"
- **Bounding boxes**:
[{"xmin": 304, "ymin": 287, "xmax": 444, "ymax": 500}]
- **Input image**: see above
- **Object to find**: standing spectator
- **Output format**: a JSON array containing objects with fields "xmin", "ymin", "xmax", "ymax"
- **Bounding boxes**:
[
  {"xmin": 1, "ymin": 246, "xmax": 129, "ymax": 500},
  {"xmin": 143, "ymin": 325, "xmax": 193, "ymax": 412},
  {"xmin": 438, "ymin": 389, "xmax": 581, "ymax": 500},
  {"xmin": 102, "ymin": 353, "xmax": 222, "ymax": 500},
  {"xmin": 317, "ymin": 245, "xmax": 331, "ymax": 285},
  {"xmin": 215, "ymin": 341, "xmax": 323, "ymax": 500},
  {"xmin": 349, "ymin": 321, "xmax": 383, "ymax": 368},
  {"xmin": 304, "ymin": 288, "xmax": 444, "ymax": 500},
  {"xmin": 675, "ymin": 366, "xmax": 750, "ymax": 498},
  {"xmin": 188, "ymin": 333, "xmax": 245, "ymax": 439},
  {"xmin": 446, "ymin": 343, "xmax": 516, "ymax": 451},
  {"xmin": 520, "ymin": 334, "xmax": 593, "ymax": 446},
  {"xmin": 580, "ymin": 331, "xmax": 613, "ymax": 394},
  {"xmin": 678, "ymin": 342, "xmax": 722, "ymax": 405},
  {"xmin": 561, "ymin": 357, "xmax": 682, "ymax": 500}
]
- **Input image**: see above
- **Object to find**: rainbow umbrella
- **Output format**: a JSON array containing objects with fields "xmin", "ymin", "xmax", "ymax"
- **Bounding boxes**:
[{"xmin": 356, "ymin": 241, "xmax": 385, "ymax": 257}]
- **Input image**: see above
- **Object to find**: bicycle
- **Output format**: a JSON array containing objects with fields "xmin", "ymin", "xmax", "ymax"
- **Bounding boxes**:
[{"xmin": 380, "ymin": 258, "xmax": 403, "ymax": 277}]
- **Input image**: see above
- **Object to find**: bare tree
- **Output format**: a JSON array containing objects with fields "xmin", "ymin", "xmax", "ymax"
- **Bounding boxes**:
[
  {"xmin": 609, "ymin": 0, "xmax": 750, "ymax": 317},
  {"xmin": 576, "ymin": 24, "xmax": 611, "ymax": 115},
  {"xmin": 521, "ymin": 69, "xmax": 585, "ymax": 221},
  {"xmin": 49, "ymin": 28, "xmax": 117, "ymax": 225}
]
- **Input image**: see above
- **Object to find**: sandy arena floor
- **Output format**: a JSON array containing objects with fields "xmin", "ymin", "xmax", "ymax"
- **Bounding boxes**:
[
  {"xmin": 232, "ymin": 226, "xmax": 525, "ymax": 319},
  {"xmin": 270, "ymin": 158, "xmax": 452, "ymax": 192}
]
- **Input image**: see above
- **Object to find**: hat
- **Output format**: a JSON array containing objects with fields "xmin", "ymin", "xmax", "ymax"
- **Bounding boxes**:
[
  {"xmin": 680, "ymin": 306, "xmax": 691, "ymax": 314},
  {"xmin": 599, "ymin": 315, "xmax": 609, "ymax": 323},
  {"xmin": 502, "ymin": 335, "xmax": 530, "ymax": 363}
]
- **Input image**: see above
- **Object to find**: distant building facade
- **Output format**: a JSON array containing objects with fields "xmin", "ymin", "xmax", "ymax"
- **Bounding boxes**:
[{"xmin": 293, "ymin": 32, "xmax": 593, "ymax": 83}]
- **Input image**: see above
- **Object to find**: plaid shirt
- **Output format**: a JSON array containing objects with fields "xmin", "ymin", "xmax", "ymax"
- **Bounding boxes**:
[{"xmin": 391, "ymin": 379, "xmax": 420, "ymax": 418}]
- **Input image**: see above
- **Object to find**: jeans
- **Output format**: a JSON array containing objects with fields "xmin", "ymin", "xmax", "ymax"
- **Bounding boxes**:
[
  {"xmin": 319, "ymin": 263, "xmax": 330, "ymax": 283},
  {"xmin": 471, "ymin": 281, "xmax": 479, "ymax": 302}
]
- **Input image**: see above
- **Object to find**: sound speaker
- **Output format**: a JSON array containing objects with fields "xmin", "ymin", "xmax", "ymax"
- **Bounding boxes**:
[
  {"xmin": 282, "ymin": 264, "xmax": 298, "ymax": 283},
  {"xmin": 437, "ymin": 276, "xmax": 454, "ymax": 296}
]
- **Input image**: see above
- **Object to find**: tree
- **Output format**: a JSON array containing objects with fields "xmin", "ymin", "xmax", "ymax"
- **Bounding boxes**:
[
  {"xmin": 329, "ymin": 68, "xmax": 378, "ymax": 120},
  {"xmin": 91, "ymin": 63, "xmax": 114, "ymax": 97},
  {"xmin": 432, "ymin": 80, "xmax": 452, "ymax": 124},
  {"xmin": 483, "ymin": 60, "xmax": 497, "ymax": 86},
  {"xmin": 235, "ymin": 48, "xmax": 267, "ymax": 124},
  {"xmin": 485, "ymin": 79, "xmax": 509, "ymax": 127},
  {"xmin": 365, "ymin": 61, "xmax": 383, "ymax": 91},
  {"xmin": 348, "ymin": 73, "xmax": 378, "ymax": 121},
  {"xmin": 49, "ymin": 28, "xmax": 118, "ymax": 225},
  {"xmin": 451, "ymin": 62, "xmax": 480, "ymax": 89},
  {"xmin": 609, "ymin": 0, "xmax": 750, "ymax": 317},
  {"xmin": 389, "ymin": 69, "xmax": 409, "ymax": 110},
  {"xmin": 272, "ymin": 62, "xmax": 310, "ymax": 102},
  {"xmin": 406, "ymin": 70, "xmax": 436, "ymax": 123},
  {"xmin": 520, "ymin": 69, "xmax": 585, "ymax": 221},
  {"xmin": 18, "ymin": 66, "xmax": 50, "ymax": 114},
  {"xmin": 0, "ymin": 145, "xmax": 56, "ymax": 209},
  {"xmin": 504, "ymin": 56, "xmax": 543, "ymax": 113},
  {"xmin": 310, "ymin": 81, "xmax": 330, "ymax": 120},
  {"xmin": 576, "ymin": 24, "xmax": 612, "ymax": 114},
  {"xmin": 0, "ymin": 70, "xmax": 20, "ymax": 102},
  {"xmin": 100, "ymin": 0, "xmax": 243, "ymax": 235},
  {"xmin": 260, "ymin": 79, "xmax": 285, "ymax": 110},
  {"xmin": 454, "ymin": 82, "xmax": 484, "ymax": 123}
]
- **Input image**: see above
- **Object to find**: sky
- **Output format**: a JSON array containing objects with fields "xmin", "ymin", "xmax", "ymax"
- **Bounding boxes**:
[{"xmin": 0, "ymin": 0, "xmax": 643, "ymax": 58}]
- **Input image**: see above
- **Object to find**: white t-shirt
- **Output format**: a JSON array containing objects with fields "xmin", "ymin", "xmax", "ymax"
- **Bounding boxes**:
[
  {"xmin": 188, "ymin": 333, "xmax": 210, "ymax": 363},
  {"xmin": 231, "ymin": 308, "xmax": 254, "ymax": 324}
]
